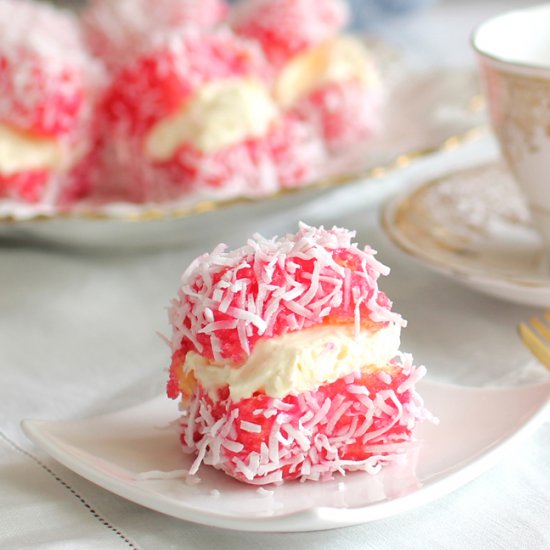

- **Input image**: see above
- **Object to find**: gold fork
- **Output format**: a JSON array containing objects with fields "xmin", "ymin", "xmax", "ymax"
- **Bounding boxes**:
[{"xmin": 518, "ymin": 312, "xmax": 550, "ymax": 370}]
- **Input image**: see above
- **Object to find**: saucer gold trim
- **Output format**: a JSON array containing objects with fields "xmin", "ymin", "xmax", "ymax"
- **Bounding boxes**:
[{"xmin": 382, "ymin": 161, "xmax": 550, "ymax": 307}]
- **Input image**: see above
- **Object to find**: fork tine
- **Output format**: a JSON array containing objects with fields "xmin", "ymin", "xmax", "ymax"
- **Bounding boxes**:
[
  {"xmin": 529, "ymin": 316, "xmax": 550, "ymax": 342},
  {"xmin": 518, "ymin": 322, "xmax": 550, "ymax": 371}
]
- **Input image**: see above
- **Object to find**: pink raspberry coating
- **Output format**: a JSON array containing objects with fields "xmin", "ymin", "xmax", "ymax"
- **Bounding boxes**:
[
  {"xmin": 178, "ymin": 355, "xmax": 428, "ymax": 484},
  {"xmin": 0, "ymin": 0, "xmax": 99, "ymax": 139},
  {"xmin": 0, "ymin": 0, "xmax": 104, "ymax": 205},
  {"xmin": 294, "ymin": 79, "xmax": 383, "ymax": 152},
  {"xmin": 100, "ymin": 30, "xmax": 270, "ymax": 139},
  {"xmin": 92, "ymin": 114, "xmax": 321, "ymax": 203},
  {"xmin": 83, "ymin": 0, "xmax": 229, "ymax": 70},
  {"xmin": 0, "ymin": 56, "xmax": 84, "ymax": 139},
  {"xmin": 0, "ymin": 143, "xmax": 101, "ymax": 206},
  {"xmin": 149, "ymin": 115, "xmax": 321, "ymax": 195},
  {"xmin": 232, "ymin": 0, "xmax": 349, "ymax": 69},
  {"xmin": 0, "ymin": 171, "xmax": 49, "ymax": 204}
]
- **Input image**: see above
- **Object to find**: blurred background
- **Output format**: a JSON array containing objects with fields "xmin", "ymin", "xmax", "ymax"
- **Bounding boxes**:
[{"xmin": 47, "ymin": 0, "xmax": 438, "ymax": 25}]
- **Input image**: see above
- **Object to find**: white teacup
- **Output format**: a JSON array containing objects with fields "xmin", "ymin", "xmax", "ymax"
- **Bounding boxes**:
[{"xmin": 473, "ymin": 4, "xmax": 550, "ymax": 245}]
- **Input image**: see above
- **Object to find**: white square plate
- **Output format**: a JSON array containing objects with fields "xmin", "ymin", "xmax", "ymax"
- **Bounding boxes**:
[{"xmin": 21, "ymin": 379, "xmax": 550, "ymax": 532}]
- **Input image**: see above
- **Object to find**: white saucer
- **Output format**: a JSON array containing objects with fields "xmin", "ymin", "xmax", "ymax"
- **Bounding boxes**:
[
  {"xmin": 382, "ymin": 161, "xmax": 550, "ymax": 308},
  {"xmin": 21, "ymin": 379, "xmax": 550, "ymax": 532}
]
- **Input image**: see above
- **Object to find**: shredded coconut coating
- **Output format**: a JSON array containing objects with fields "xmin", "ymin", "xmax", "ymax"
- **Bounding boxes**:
[
  {"xmin": 0, "ymin": 0, "xmax": 101, "ymax": 138},
  {"xmin": 0, "ymin": 151, "xmax": 96, "ymax": 205},
  {"xmin": 179, "ymin": 353, "xmax": 430, "ymax": 484},
  {"xmin": 232, "ymin": 0, "xmax": 349, "ymax": 69},
  {"xmin": 94, "ymin": 113, "xmax": 322, "ymax": 203},
  {"xmin": 96, "ymin": 31, "xmax": 320, "ymax": 202},
  {"xmin": 100, "ymin": 30, "xmax": 270, "ymax": 139},
  {"xmin": 168, "ymin": 224, "xmax": 402, "ymax": 398},
  {"xmin": 0, "ymin": 171, "xmax": 49, "ymax": 204},
  {"xmin": 83, "ymin": 0, "xmax": 228, "ymax": 70},
  {"xmin": 0, "ymin": 0, "xmax": 104, "ymax": 204},
  {"xmin": 294, "ymin": 79, "xmax": 384, "ymax": 152}
]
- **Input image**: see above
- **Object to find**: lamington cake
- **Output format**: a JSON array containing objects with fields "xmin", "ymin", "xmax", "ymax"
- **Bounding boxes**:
[
  {"xmin": 232, "ymin": 0, "xmax": 383, "ymax": 151},
  {"xmin": 167, "ymin": 224, "xmax": 431, "ymax": 485},
  {"xmin": 96, "ymin": 30, "xmax": 322, "ymax": 202},
  {"xmin": 0, "ymin": 0, "xmax": 103, "ymax": 205}
]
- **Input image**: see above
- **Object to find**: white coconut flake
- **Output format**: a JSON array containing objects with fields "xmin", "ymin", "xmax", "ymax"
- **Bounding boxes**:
[
  {"xmin": 325, "ymin": 401, "xmax": 352, "ymax": 434},
  {"xmin": 348, "ymin": 384, "xmax": 369, "ymax": 395},
  {"xmin": 355, "ymin": 410, "xmax": 375, "ymax": 438},
  {"xmin": 238, "ymin": 322, "xmax": 250, "ymax": 356},
  {"xmin": 240, "ymin": 420, "xmax": 262, "ymax": 433},
  {"xmin": 268, "ymin": 421, "xmax": 281, "ymax": 464},
  {"xmin": 283, "ymin": 423, "xmax": 311, "ymax": 451},
  {"xmin": 248, "ymin": 471, "xmax": 283, "ymax": 485},
  {"xmin": 398, "ymin": 364, "xmax": 427, "ymax": 394},
  {"xmin": 304, "ymin": 397, "xmax": 332, "ymax": 430},
  {"xmin": 276, "ymin": 430, "xmax": 291, "ymax": 446},
  {"xmin": 375, "ymin": 391, "xmax": 399, "ymax": 416},
  {"xmin": 189, "ymin": 437, "xmax": 210, "ymax": 475},
  {"xmin": 222, "ymin": 440, "xmax": 245, "ymax": 453},
  {"xmin": 271, "ymin": 399, "xmax": 293, "ymax": 412},
  {"xmin": 234, "ymin": 457, "xmax": 255, "ymax": 481}
]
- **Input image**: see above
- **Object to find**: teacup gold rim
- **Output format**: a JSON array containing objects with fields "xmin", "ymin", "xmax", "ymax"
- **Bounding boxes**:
[{"xmin": 471, "ymin": 4, "xmax": 550, "ymax": 76}]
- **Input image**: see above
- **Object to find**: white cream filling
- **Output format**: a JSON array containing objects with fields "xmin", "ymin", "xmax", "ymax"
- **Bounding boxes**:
[
  {"xmin": 274, "ymin": 35, "xmax": 380, "ymax": 109},
  {"xmin": 185, "ymin": 322, "xmax": 401, "ymax": 401},
  {"xmin": 145, "ymin": 78, "xmax": 279, "ymax": 160},
  {"xmin": 0, "ymin": 124, "xmax": 64, "ymax": 176}
]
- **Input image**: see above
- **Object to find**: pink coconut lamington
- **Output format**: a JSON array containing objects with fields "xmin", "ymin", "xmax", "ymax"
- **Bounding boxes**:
[
  {"xmin": 83, "ymin": 0, "xmax": 229, "ymax": 71},
  {"xmin": 232, "ymin": 0, "xmax": 383, "ymax": 152},
  {"xmin": 0, "ymin": 0, "xmax": 104, "ymax": 205},
  {"xmin": 96, "ymin": 30, "xmax": 322, "ymax": 203},
  {"xmin": 167, "ymin": 224, "xmax": 432, "ymax": 485},
  {"xmin": 232, "ymin": 0, "xmax": 349, "ymax": 70}
]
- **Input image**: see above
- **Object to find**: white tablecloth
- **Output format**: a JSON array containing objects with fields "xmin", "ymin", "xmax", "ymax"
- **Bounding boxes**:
[{"xmin": 3, "ymin": 1, "xmax": 550, "ymax": 548}]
